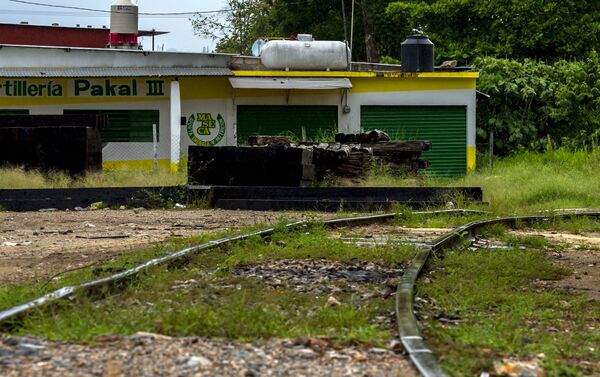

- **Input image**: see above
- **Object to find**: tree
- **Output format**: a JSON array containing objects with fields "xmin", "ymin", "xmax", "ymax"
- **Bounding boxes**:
[
  {"xmin": 191, "ymin": 0, "xmax": 273, "ymax": 55},
  {"xmin": 386, "ymin": 0, "xmax": 600, "ymax": 64},
  {"xmin": 267, "ymin": 0, "xmax": 400, "ymax": 62}
]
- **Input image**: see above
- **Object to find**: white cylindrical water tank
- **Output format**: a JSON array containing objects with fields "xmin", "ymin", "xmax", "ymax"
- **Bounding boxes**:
[
  {"xmin": 110, "ymin": 0, "xmax": 139, "ymax": 35},
  {"xmin": 261, "ymin": 40, "xmax": 350, "ymax": 71}
]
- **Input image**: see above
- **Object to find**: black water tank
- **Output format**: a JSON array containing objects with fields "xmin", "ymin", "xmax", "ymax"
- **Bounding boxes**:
[{"xmin": 401, "ymin": 34, "xmax": 435, "ymax": 72}]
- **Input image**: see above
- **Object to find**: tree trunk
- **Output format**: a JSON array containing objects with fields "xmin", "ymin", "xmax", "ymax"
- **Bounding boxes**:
[{"xmin": 358, "ymin": 0, "xmax": 380, "ymax": 63}]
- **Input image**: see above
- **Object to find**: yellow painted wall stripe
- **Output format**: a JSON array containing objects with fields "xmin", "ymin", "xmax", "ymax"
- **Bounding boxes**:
[
  {"xmin": 467, "ymin": 146, "xmax": 477, "ymax": 173},
  {"xmin": 103, "ymin": 159, "xmax": 172, "ymax": 171},
  {"xmin": 351, "ymin": 77, "xmax": 476, "ymax": 92},
  {"xmin": 232, "ymin": 70, "xmax": 479, "ymax": 79}
]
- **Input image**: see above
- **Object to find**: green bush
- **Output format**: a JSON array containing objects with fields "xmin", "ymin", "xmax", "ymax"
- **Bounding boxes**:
[{"xmin": 475, "ymin": 53, "xmax": 600, "ymax": 155}]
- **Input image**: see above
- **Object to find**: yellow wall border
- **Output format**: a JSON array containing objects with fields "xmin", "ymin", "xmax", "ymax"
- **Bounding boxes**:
[
  {"xmin": 233, "ymin": 70, "xmax": 479, "ymax": 79},
  {"xmin": 467, "ymin": 146, "xmax": 477, "ymax": 173}
]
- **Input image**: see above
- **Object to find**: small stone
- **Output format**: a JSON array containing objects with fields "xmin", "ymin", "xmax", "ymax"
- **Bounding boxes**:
[
  {"xmin": 494, "ymin": 358, "xmax": 545, "ymax": 377},
  {"xmin": 369, "ymin": 347, "xmax": 388, "ymax": 354},
  {"xmin": 187, "ymin": 355, "xmax": 212, "ymax": 368},
  {"xmin": 275, "ymin": 240, "xmax": 287, "ymax": 247},
  {"xmin": 84, "ymin": 222, "xmax": 96, "ymax": 228},
  {"xmin": 296, "ymin": 348, "xmax": 318, "ymax": 359},
  {"xmin": 103, "ymin": 360, "xmax": 123, "ymax": 377},
  {"xmin": 325, "ymin": 350, "xmax": 351, "ymax": 361},
  {"xmin": 326, "ymin": 296, "xmax": 341, "ymax": 307},
  {"xmin": 130, "ymin": 332, "xmax": 172, "ymax": 340},
  {"xmin": 3, "ymin": 337, "xmax": 19, "ymax": 347},
  {"xmin": 242, "ymin": 369, "xmax": 258, "ymax": 377},
  {"xmin": 388, "ymin": 340, "xmax": 403, "ymax": 353},
  {"xmin": 18, "ymin": 343, "xmax": 46, "ymax": 351},
  {"xmin": 38, "ymin": 208, "xmax": 57, "ymax": 213},
  {"xmin": 119, "ymin": 206, "xmax": 126, "ymax": 210},
  {"xmin": 0, "ymin": 349, "xmax": 13, "ymax": 357},
  {"xmin": 353, "ymin": 352, "xmax": 368, "ymax": 362}
]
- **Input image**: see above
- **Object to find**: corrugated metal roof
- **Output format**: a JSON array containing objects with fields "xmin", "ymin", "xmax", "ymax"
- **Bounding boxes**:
[{"xmin": 0, "ymin": 67, "xmax": 233, "ymax": 78}]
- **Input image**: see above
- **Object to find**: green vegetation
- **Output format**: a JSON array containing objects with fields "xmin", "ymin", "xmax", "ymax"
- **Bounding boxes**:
[
  {"xmin": 0, "ymin": 166, "xmax": 186, "ymax": 189},
  {"xmin": 417, "ymin": 242, "xmax": 600, "ymax": 376},
  {"xmin": 385, "ymin": 0, "xmax": 599, "ymax": 63},
  {"xmin": 196, "ymin": 1, "xmax": 599, "ymax": 64},
  {"xmin": 476, "ymin": 55, "xmax": 600, "ymax": 154},
  {"xmin": 0, "ymin": 225, "xmax": 416, "ymax": 345},
  {"xmin": 2, "ymin": 147, "xmax": 598, "ymax": 216},
  {"xmin": 359, "ymin": 147, "xmax": 600, "ymax": 215}
]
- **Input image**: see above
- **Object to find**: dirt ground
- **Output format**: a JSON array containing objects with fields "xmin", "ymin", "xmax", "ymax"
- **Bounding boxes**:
[
  {"xmin": 512, "ymin": 230, "xmax": 600, "ymax": 300},
  {"xmin": 1, "ymin": 211, "xmax": 598, "ymax": 301},
  {"xmin": 0, "ymin": 209, "xmax": 321, "ymax": 286}
]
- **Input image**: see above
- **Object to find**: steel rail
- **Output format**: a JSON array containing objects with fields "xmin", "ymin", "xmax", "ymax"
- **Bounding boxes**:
[
  {"xmin": 0, "ymin": 209, "xmax": 480, "ymax": 324},
  {"xmin": 395, "ymin": 209, "xmax": 600, "ymax": 377},
  {"xmin": 3, "ymin": 208, "xmax": 595, "ymax": 376}
]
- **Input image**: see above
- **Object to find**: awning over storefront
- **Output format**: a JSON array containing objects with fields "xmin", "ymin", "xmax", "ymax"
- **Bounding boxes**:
[{"xmin": 229, "ymin": 77, "xmax": 352, "ymax": 90}]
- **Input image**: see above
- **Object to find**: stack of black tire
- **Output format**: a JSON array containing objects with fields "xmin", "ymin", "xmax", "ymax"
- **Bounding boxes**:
[
  {"xmin": 0, "ymin": 115, "xmax": 105, "ymax": 175},
  {"xmin": 188, "ymin": 145, "xmax": 315, "ymax": 187}
]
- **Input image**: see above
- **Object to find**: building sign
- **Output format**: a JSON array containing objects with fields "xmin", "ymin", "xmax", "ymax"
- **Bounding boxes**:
[
  {"xmin": 0, "ymin": 80, "xmax": 63, "ymax": 97},
  {"xmin": 72, "ymin": 79, "xmax": 165, "ymax": 97},
  {"xmin": 187, "ymin": 112, "xmax": 226, "ymax": 146},
  {"xmin": 0, "ymin": 79, "xmax": 167, "ymax": 98}
]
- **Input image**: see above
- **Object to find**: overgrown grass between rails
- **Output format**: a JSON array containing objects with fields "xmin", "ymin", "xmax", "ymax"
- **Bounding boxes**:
[
  {"xmin": 417, "ymin": 242, "xmax": 599, "ymax": 376},
  {"xmin": 0, "ymin": 222, "xmax": 281, "ymax": 312},
  {"xmin": 0, "ymin": 224, "xmax": 418, "ymax": 345}
]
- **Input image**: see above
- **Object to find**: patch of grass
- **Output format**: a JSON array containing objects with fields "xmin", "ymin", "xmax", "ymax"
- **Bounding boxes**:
[
  {"xmin": 525, "ymin": 216, "xmax": 600, "ymax": 234},
  {"xmin": 390, "ymin": 210, "xmax": 490, "ymax": 229},
  {"xmin": 0, "ymin": 166, "xmax": 186, "ymax": 189},
  {"xmin": 418, "ymin": 244, "xmax": 599, "ymax": 376},
  {"xmin": 0, "ymin": 225, "xmax": 413, "ymax": 346},
  {"xmin": 218, "ymin": 225, "xmax": 417, "ymax": 272},
  {"xmin": 353, "ymin": 148, "xmax": 600, "ymax": 215},
  {"xmin": 15, "ymin": 278, "xmax": 392, "ymax": 345}
]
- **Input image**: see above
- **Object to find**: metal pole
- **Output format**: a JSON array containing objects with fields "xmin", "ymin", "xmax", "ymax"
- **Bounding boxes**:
[
  {"xmin": 341, "ymin": 0, "xmax": 350, "ymax": 70},
  {"xmin": 350, "ymin": 0, "xmax": 355, "ymax": 61},
  {"xmin": 152, "ymin": 123, "xmax": 158, "ymax": 170},
  {"xmin": 489, "ymin": 129, "xmax": 494, "ymax": 167},
  {"xmin": 152, "ymin": 29, "xmax": 155, "ymax": 51}
]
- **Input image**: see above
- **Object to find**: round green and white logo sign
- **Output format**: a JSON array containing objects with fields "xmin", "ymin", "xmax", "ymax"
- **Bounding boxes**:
[{"xmin": 187, "ymin": 113, "xmax": 226, "ymax": 146}]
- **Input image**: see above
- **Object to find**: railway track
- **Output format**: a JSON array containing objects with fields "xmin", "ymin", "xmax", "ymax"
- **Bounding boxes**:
[{"xmin": 0, "ymin": 208, "xmax": 598, "ymax": 376}]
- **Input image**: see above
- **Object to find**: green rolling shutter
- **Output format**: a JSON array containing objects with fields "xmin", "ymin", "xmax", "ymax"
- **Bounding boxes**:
[
  {"xmin": 361, "ymin": 106, "xmax": 467, "ymax": 177},
  {"xmin": 64, "ymin": 110, "xmax": 159, "ymax": 142},
  {"xmin": 237, "ymin": 105, "xmax": 338, "ymax": 145}
]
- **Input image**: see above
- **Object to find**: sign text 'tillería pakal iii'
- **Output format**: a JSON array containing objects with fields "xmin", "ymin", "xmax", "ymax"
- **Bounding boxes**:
[{"xmin": 0, "ymin": 79, "xmax": 167, "ymax": 98}]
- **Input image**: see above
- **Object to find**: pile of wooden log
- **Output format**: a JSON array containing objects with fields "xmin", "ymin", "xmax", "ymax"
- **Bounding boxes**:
[
  {"xmin": 297, "ymin": 143, "xmax": 372, "ymax": 179},
  {"xmin": 369, "ymin": 140, "xmax": 432, "ymax": 174}
]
